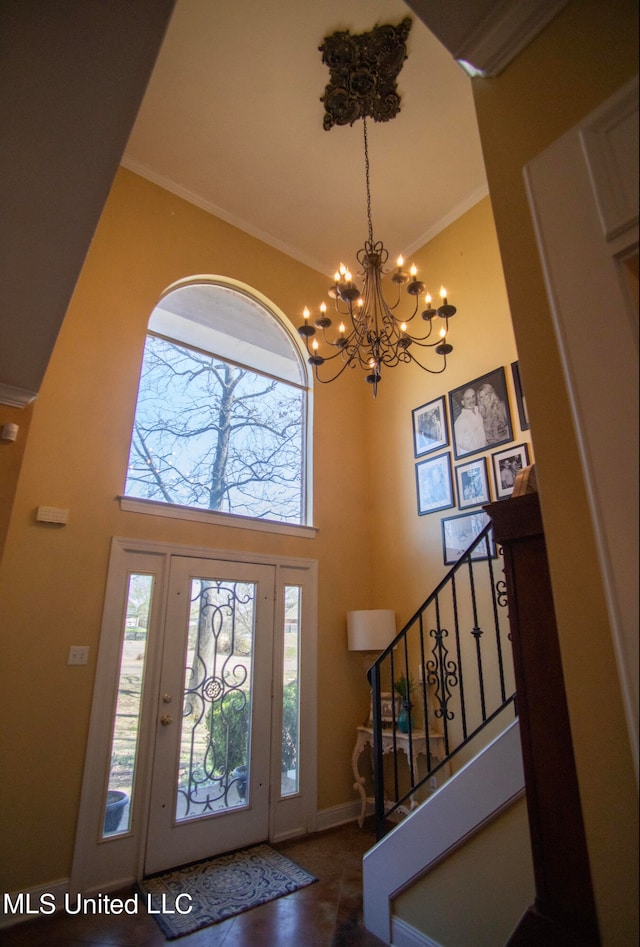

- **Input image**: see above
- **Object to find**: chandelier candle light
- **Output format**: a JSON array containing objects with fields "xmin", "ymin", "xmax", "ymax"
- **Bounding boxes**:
[{"xmin": 298, "ymin": 19, "xmax": 457, "ymax": 397}]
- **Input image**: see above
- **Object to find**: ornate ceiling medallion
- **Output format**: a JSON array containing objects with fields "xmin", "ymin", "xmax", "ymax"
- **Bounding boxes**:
[{"xmin": 319, "ymin": 18, "xmax": 412, "ymax": 130}]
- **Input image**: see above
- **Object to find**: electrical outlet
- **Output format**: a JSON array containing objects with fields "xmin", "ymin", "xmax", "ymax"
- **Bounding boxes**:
[{"xmin": 68, "ymin": 645, "xmax": 89, "ymax": 666}]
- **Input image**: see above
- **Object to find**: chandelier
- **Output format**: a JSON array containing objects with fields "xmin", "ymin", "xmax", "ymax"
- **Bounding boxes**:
[{"xmin": 297, "ymin": 19, "xmax": 457, "ymax": 397}]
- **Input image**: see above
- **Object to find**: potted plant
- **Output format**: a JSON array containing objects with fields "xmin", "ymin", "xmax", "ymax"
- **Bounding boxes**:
[{"xmin": 393, "ymin": 673, "xmax": 415, "ymax": 732}]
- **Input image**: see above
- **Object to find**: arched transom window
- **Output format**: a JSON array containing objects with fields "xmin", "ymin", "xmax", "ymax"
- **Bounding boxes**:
[{"xmin": 124, "ymin": 279, "xmax": 310, "ymax": 526}]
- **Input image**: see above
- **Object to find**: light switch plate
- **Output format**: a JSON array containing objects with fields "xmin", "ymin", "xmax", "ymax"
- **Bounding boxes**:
[{"xmin": 68, "ymin": 645, "xmax": 89, "ymax": 665}]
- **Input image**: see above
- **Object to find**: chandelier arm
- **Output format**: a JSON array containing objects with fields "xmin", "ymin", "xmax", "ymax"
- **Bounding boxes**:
[
  {"xmin": 402, "ymin": 348, "xmax": 451, "ymax": 374},
  {"xmin": 403, "ymin": 335, "xmax": 450, "ymax": 349},
  {"xmin": 331, "ymin": 297, "xmax": 355, "ymax": 318},
  {"xmin": 312, "ymin": 356, "xmax": 359, "ymax": 384}
]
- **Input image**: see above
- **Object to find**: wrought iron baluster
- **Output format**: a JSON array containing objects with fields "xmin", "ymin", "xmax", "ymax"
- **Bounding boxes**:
[
  {"xmin": 487, "ymin": 539, "xmax": 507, "ymax": 703},
  {"xmin": 467, "ymin": 559, "xmax": 487, "ymax": 721},
  {"xmin": 450, "ymin": 572, "xmax": 467, "ymax": 744},
  {"xmin": 418, "ymin": 610, "xmax": 432, "ymax": 772}
]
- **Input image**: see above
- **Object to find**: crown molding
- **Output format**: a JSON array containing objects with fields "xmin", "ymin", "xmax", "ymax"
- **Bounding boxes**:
[
  {"xmin": 0, "ymin": 383, "xmax": 38, "ymax": 408},
  {"xmin": 405, "ymin": 0, "xmax": 570, "ymax": 77}
]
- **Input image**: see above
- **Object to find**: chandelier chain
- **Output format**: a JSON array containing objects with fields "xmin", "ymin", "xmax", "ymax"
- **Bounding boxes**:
[{"xmin": 363, "ymin": 118, "xmax": 374, "ymax": 247}]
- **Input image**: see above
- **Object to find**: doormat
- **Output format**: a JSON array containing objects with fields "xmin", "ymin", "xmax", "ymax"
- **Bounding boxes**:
[{"xmin": 138, "ymin": 843, "xmax": 317, "ymax": 939}]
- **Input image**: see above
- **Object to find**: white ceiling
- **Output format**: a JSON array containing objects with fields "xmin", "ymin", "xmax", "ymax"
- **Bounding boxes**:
[
  {"xmin": 6, "ymin": 0, "xmax": 556, "ymax": 404},
  {"xmin": 122, "ymin": 0, "xmax": 488, "ymax": 278}
]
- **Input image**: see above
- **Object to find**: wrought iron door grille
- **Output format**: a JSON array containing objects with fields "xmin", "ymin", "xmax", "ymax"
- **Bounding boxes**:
[{"xmin": 177, "ymin": 578, "xmax": 255, "ymax": 821}]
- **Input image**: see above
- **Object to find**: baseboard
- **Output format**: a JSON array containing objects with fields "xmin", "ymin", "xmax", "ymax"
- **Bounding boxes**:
[
  {"xmin": 315, "ymin": 799, "xmax": 363, "ymax": 832},
  {"xmin": 391, "ymin": 916, "xmax": 443, "ymax": 947},
  {"xmin": 0, "ymin": 878, "xmax": 69, "ymax": 928}
]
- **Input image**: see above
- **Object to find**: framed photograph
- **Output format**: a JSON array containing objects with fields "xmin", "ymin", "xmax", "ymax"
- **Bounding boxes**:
[
  {"xmin": 415, "ymin": 453, "xmax": 454, "ymax": 516},
  {"xmin": 511, "ymin": 361, "xmax": 530, "ymax": 431},
  {"xmin": 370, "ymin": 692, "xmax": 402, "ymax": 728},
  {"xmin": 441, "ymin": 510, "xmax": 494, "ymax": 565},
  {"xmin": 455, "ymin": 456, "xmax": 490, "ymax": 510},
  {"xmin": 492, "ymin": 443, "xmax": 531, "ymax": 499},
  {"xmin": 449, "ymin": 366, "xmax": 513, "ymax": 459},
  {"xmin": 412, "ymin": 395, "xmax": 449, "ymax": 457}
]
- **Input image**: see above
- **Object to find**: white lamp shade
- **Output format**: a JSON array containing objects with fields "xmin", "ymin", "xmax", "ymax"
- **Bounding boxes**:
[{"xmin": 347, "ymin": 609, "xmax": 396, "ymax": 651}]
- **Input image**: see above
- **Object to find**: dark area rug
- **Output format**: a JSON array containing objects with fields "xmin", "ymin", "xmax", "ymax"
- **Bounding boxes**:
[{"xmin": 138, "ymin": 843, "xmax": 317, "ymax": 939}]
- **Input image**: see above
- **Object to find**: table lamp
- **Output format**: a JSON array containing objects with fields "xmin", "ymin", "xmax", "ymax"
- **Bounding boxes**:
[{"xmin": 347, "ymin": 609, "xmax": 396, "ymax": 653}]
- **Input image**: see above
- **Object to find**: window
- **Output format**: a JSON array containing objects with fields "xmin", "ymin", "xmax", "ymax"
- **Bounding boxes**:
[
  {"xmin": 281, "ymin": 585, "xmax": 301, "ymax": 796},
  {"xmin": 103, "ymin": 572, "xmax": 153, "ymax": 838},
  {"xmin": 124, "ymin": 280, "xmax": 309, "ymax": 525}
]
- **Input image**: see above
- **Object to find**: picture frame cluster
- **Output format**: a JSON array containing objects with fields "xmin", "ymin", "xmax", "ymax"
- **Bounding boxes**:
[{"xmin": 412, "ymin": 363, "xmax": 532, "ymax": 562}]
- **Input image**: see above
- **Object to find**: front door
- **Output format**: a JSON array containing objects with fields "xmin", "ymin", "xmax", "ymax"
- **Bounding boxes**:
[{"xmin": 144, "ymin": 557, "xmax": 275, "ymax": 874}]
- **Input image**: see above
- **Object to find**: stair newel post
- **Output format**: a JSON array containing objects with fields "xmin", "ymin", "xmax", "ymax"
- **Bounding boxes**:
[{"xmin": 486, "ymin": 493, "xmax": 600, "ymax": 946}]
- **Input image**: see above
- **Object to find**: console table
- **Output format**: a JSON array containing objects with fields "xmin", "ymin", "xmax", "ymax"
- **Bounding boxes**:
[{"xmin": 352, "ymin": 725, "xmax": 448, "ymax": 828}]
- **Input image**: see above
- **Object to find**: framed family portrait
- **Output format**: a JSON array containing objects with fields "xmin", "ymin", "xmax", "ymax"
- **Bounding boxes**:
[
  {"xmin": 455, "ymin": 456, "xmax": 490, "ymax": 510},
  {"xmin": 448, "ymin": 366, "xmax": 513, "ymax": 459},
  {"xmin": 511, "ymin": 361, "xmax": 530, "ymax": 431},
  {"xmin": 412, "ymin": 396, "xmax": 449, "ymax": 457},
  {"xmin": 441, "ymin": 510, "xmax": 494, "ymax": 565},
  {"xmin": 415, "ymin": 453, "xmax": 454, "ymax": 515},
  {"xmin": 492, "ymin": 442, "xmax": 531, "ymax": 498}
]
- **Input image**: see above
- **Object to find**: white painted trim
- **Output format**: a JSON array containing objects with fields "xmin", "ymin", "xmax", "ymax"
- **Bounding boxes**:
[
  {"xmin": 579, "ymin": 78, "xmax": 639, "ymax": 242},
  {"xmin": 119, "ymin": 496, "xmax": 318, "ymax": 539},
  {"xmin": 120, "ymin": 159, "xmax": 488, "ymax": 277},
  {"xmin": 363, "ymin": 720, "xmax": 524, "ymax": 944},
  {"xmin": 120, "ymin": 156, "xmax": 331, "ymax": 277},
  {"xmin": 523, "ymin": 76, "xmax": 639, "ymax": 780},
  {"xmin": 71, "ymin": 536, "xmax": 319, "ymax": 891},
  {"xmin": 0, "ymin": 382, "xmax": 37, "ymax": 407},
  {"xmin": 315, "ymin": 801, "xmax": 363, "ymax": 833},
  {"xmin": 402, "ymin": 183, "xmax": 489, "ymax": 258},
  {"xmin": 391, "ymin": 916, "xmax": 443, "ymax": 947},
  {"xmin": 454, "ymin": 0, "xmax": 570, "ymax": 77},
  {"xmin": 110, "ymin": 535, "xmax": 320, "ymax": 569}
]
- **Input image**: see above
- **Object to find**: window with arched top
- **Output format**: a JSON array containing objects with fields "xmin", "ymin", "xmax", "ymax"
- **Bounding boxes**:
[{"xmin": 123, "ymin": 279, "xmax": 311, "ymax": 527}]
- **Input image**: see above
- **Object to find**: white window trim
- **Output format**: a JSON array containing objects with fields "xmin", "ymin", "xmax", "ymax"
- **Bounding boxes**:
[
  {"xmin": 124, "ymin": 274, "xmax": 315, "ymax": 530},
  {"xmin": 118, "ymin": 495, "xmax": 318, "ymax": 538}
]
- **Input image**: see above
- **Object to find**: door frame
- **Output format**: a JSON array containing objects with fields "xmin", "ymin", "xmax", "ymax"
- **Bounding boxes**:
[
  {"xmin": 145, "ymin": 556, "xmax": 276, "ymax": 875},
  {"xmin": 71, "ymin": 536, "xmax": 318, "ymax": 894},
  {"xmin": 524, "ymin": 76, "xmax": 639, "ymax": 775}
]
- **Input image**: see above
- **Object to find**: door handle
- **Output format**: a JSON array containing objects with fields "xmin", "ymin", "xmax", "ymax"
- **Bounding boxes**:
[{"xmin": 160, "ymin": 714, "xmax": 173, "ymax": 726}]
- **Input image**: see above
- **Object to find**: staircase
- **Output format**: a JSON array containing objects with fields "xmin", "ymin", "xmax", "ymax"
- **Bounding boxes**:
[
  {"xmin": 360, "ymin": 521, "xmax": 525, "ymax": 944},
  {"xmin": 367, "ymin": 521, "xmax": 516, "ymax": 838},
  {"xmin": 363, "ymin": 719, "xmax": 527, "ymax": 945},
  {"xmin": 362, "ymin": 494, "xmax": 601, "ymax": 946}
]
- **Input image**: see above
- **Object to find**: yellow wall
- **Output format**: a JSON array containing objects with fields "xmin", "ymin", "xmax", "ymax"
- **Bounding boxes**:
[
  {"xmin": 394, "ymin": 797, "xmax": 534, "ymax": 946},
  {"xmin": 471, "ymin": 1, "xmax": 639, "ymax": 943},
  {"xmin": 366, "ymin": 196, "xmax": 526, "ymax": 772},
  {"xmin": 0, "ymin": 168, "xmax": 374, "ymax": 890},
  {"xmin": 0, "ymin": 168, "xmax": 524, "ymax": 894},
  {"xmin": 369, "ymin": 197, "xmax": 526, "ymax": 623}
]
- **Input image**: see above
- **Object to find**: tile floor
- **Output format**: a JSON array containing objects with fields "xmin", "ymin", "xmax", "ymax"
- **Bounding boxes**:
[{"xmin": 0, "ymin": 820, "xmax": 386, "ymax": 946}]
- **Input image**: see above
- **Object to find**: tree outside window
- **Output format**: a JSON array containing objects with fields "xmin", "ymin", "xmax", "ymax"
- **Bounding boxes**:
[{"xmin": 125, "ymin": 333, "xmax": 305, "ymax": 523}]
